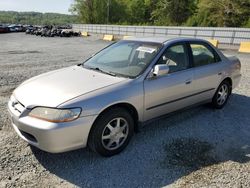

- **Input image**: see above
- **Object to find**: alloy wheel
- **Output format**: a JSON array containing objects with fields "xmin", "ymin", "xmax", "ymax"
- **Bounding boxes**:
[
  {"xmin": 217, "ymin": 84, "xmax": 229, "ymax": 105},
  {"xmin": 101, "ymin": 117, "xmax": 129, "ymax": 150}
]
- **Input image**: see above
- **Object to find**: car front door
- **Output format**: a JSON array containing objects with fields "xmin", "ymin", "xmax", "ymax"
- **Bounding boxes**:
[
  {"xmin": 189, "ymin": 42, "xmax": 225, "ymax": 102},
  {"xmin": 143, "ymin": 43, "xmax": 196, "ymax": 121}
]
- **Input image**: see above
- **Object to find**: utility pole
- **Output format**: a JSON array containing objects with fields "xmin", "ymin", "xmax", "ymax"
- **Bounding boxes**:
[{"xmin": 107, "ymin": 0, "xmax": 110, "ymax": 24}]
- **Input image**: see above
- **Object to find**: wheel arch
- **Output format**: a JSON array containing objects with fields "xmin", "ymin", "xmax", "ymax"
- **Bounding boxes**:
[
  {"xmin": 88, "ymin": 102, "xmax": 139, "ymax": 144},
  {"xmin": 222, "ymin": 77, "xmax": 233, "ymax": 93},
  {"xmin": 101, "ymin": 103, "xmax": 139, "ymax": 129}
]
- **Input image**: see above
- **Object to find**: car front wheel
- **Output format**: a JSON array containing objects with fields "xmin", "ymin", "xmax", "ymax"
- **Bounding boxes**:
[{"xmin": 88, "ymin": 107, "xmax": 134, "ymax": 157}]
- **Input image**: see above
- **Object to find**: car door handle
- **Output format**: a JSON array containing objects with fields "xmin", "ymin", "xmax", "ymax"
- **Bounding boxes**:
[
  {"xmin": 218, "ymin": 72, "xmax": 222, "ymax": 75},
  {"xmin": 185, "ymin": 80, "xmax": 192, "ymax": 85}
]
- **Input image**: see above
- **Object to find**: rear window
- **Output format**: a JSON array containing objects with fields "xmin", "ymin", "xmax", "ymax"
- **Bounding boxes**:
[{"xmin": 190, "ymin": 43, "xmax": 220, "ymax": 67}]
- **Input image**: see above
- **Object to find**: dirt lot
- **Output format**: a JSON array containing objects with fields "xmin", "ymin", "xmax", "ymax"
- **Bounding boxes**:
[{"xmin": 0, "ymin": 33, "xmax": 250, "ymax": 188}]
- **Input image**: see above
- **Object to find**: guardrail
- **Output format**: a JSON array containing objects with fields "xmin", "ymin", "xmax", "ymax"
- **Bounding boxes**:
[{"xmin": 72, "ymin": 24, "xmax": 250, "ymax": 45}]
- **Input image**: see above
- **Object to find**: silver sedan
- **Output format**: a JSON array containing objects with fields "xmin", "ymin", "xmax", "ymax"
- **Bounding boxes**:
[{"xmin": 8, "ymin": 37, "xmax": 241, "ymax": 156}]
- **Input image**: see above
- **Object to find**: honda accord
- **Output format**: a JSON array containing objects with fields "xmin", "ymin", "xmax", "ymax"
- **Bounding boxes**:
[{"xmin": 8, "ymin": 37, "xmax": 241, "ymax": 156}]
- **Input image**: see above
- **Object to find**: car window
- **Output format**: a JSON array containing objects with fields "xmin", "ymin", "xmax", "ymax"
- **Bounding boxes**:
[
  {"xmin": 190, "ymin": 43, "xmax": 218, "ymax": 67},
  {"xmin": 84, "ymin": 41, "xmax": 162, "ymax": 78},
  {"xmin": 157, "ymin": 44, "xmax": 189, "ymax": 73},
  {"xmin": 99, "ymin": 44, "xmax": 132, "ymax": 63}
]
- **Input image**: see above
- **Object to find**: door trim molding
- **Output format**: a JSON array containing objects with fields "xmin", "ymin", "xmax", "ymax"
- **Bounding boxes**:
[{"xmin": 146, "ymin": 88, "xmax": 215, "ymax": 110}]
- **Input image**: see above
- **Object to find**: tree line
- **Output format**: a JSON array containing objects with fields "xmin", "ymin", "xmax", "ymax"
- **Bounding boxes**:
[
  {"xmin": 0, "ymin": 11, "xmax": 79, "ymax": 25},
  {"xmin": 70, "ymin": 0, "xmax": 250, "ymax": 27}
]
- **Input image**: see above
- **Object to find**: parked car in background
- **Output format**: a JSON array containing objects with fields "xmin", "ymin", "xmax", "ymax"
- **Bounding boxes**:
[
  {"xmin": 25, "ymin": 25, "xmax": 34, "ymax": 34},
  {"xmin": 0, "ymin": 25, "xmax": 10, "ymax": 33},
  {"xmin": 8, "ymin": 37, "xmax": 241, "ymax": 157},
  {"xmin": 24, "ymin": 25, "xmax": 80, "ymax": 37},
  {"xmin": 40, "ymin": 26, "xmax": 51, "ymax": 37},
  {"xmin": 60, "ymin": 29, "xmax": 80, "ymax": 37},
  {"xmin": 8, "ymin": 24, "xmax": 26, "ymax": 32},
  {"xmin": 8, "ymin": 24, "xmax": 16, "ymax": 32},
  {"xmin": 34, "ymin": 26, "xmax": 43, "ymax": 36}
]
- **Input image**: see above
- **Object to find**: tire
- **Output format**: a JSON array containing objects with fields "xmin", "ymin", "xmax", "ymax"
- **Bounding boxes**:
[
  {"xmin": 212, "ymin": 80, "xmax": 231, "ymax": 109},
  {"xmin": 88, "ymin": 107, "xmax": 134, "ymax": 157}
]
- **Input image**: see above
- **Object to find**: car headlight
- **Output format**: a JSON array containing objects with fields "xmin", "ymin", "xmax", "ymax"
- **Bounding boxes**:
[{"xmin": 28, "ymin": 107, "xmax": 82, "ymax": 123}]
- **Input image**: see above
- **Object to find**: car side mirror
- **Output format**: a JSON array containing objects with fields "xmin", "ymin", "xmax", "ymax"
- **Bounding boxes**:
[{"xmin": 152, "ymin": 64, "xmax": 169, "ymax": 77}]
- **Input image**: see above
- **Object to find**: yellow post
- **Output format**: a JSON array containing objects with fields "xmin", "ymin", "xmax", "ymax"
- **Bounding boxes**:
[
  {"xmin": 207, "ymin": 39, "xmax": 219, "ymax": 48},
  {"xmin": 123, "ymin": 36, "xmax": 132, "ymax": 39},
  {"xmin": 103, "ymin": 34, "xmax": 114, "ymax": 41},
  {"xmin": 81, "ymin": 32, "xmax": 89, "ymax": 37},
  {"xmin": 239, "ymin": 42, "xmax": 250, "ymax": 53}
]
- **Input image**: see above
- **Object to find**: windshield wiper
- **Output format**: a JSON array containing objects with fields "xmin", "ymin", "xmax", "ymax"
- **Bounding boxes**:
[
  {"xmin": 85, "ymin": 66, "xmax": 117, "ymax": 77},
  {"xmin": 96, "ymin": 67, "xmax": 117, "ymax": 77}
]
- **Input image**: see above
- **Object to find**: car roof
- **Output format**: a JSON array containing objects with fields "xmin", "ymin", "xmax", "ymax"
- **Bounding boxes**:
[{"xmin": 123, "ymin": 36, "xmax": 208, "ymax": 44}]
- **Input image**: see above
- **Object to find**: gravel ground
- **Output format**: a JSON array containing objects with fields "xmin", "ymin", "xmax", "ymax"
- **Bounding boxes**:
[{"xmin": 0, "ymin": 33, "xmax": 250, "ymax": 188}]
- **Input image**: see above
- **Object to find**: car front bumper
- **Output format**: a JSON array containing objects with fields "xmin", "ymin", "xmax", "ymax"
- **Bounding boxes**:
[{"xmin": 8, "ymin": 99, "xmax": 97, "ymax": 153}]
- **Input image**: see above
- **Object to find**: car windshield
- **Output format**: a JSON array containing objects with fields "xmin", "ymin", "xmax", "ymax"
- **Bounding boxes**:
[{"xmin": 83, "ymin": 40, "xmax": 162, "ymax": 78}]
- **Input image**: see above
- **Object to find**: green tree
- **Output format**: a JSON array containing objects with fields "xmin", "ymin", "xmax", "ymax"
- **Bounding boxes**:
[
  {"xmin": 126, "ymin": 0, "xmax": 147, "ymax": 24},
  {"xmin": 145, "ymin": 0, "xmax": 158, "ymax": 24},
  {"xmin": 109, "ymin": 0, "xmax": 128, "ymax": 24},
  {"xmin": 70, "ymin": 0, "xmax": 127, "ymax": 24},
  {"xmin": 188, "ymin": 0, "xmax": 250, "ymax": 27},
  {"xmin": 0, "ymin": 11, "xmax": 78, "ymax": 25},
  {"xmin": 70, "ymin": 0, "xmax": 95, "ymax": 23},
  {"xmin": 69, "ymin": 0, "xmax": 250, "ymax": 27},
  {"xmin": 152, "ymin": 0, "xmax": 196, "ymax": 25}
]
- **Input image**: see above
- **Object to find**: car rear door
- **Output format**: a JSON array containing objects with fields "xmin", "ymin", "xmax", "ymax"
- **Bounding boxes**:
[
  {"xmin": 189, "ymin": 42, "xmax": 225, "ymax": 102},
  {"xmin": 143, "ymin": 42, "xmax": 196, "ymax": 121}
]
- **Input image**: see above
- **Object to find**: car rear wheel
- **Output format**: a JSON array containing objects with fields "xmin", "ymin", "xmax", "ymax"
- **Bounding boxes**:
[
  {"xmin": 88, "ymin": 107, "xmax": 134, "ymax": 157},
  {"xmin": 212, "ymin": 80, "xmax": 231, "ymax": 109}
]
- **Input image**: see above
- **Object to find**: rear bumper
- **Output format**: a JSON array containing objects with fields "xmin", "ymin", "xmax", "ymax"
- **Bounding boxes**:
[
  {"xmin": 232, "ymin": 74, "xmax": 241, "ymax": 89},
  {"xmin": 8, "ymin": 100, "xmax": 97, "ymax": 153}
]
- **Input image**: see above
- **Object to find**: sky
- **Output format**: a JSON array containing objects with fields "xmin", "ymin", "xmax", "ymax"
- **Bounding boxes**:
[{"xmin": 0, "ymin": 0, "xmax": 74, "ymax": 14}]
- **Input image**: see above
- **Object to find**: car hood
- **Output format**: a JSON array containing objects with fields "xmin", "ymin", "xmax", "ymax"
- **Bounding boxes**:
[{"xmin": 14, "ymin": 66, "xmax": 127, "ymax": 108}]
